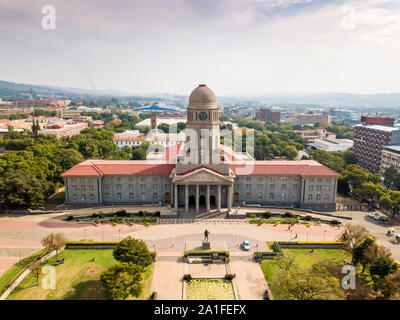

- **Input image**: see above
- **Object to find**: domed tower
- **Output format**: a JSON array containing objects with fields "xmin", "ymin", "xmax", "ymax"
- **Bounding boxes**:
[{"xmin": 185, "ymin": 84, "xmax": 220, "ymax": 164}]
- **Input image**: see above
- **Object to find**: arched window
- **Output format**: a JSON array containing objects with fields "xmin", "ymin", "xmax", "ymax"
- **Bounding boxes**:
[
  {"xmin": 308, "ymin": 194, "xmax": 313, "ymax": 201},
  {"xmin": 324, "ymin": 194, "xmax": 330, "ymax": 201},
  {"xmin": 82, "ymin": 194, "xmax": 86, "ymax": 201},
  {"xmin": 269, "ymin": 193, "xmax": 274, "ymax": 200}
]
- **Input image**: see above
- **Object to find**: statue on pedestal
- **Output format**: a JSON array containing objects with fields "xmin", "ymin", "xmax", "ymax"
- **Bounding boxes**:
[{"xmin": 204, "ymin": 229, "xmax": 209, "ymax": 241}]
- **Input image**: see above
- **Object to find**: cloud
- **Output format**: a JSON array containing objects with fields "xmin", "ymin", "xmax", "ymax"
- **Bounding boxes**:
[{"xmin": 0, "ymin": 0, "xmax": 399, "ymax": 94}]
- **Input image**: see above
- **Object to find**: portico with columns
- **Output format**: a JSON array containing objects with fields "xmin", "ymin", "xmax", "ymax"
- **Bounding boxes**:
[{"xmin": 171, "ymin": 167, "xmax": 234, "ymax": 213}]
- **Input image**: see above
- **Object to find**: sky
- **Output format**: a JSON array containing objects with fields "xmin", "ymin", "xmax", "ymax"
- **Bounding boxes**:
[{"xmin": 0, "ymin": 0, "xmax": 399, "ymax": 95}]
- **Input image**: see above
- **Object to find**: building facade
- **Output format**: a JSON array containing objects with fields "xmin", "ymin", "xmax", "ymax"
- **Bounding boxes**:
[
  {"xmin": 291, "ymin": 113, "xmax": 331, "ymax": 126},
  {"xmin": 353, "ymin": 124, "xmax": 400, "ymax": 174},
  {"xmin": 62, "ymin": 85, "xmax": 340, "ymax": 212},
  {"xmin": 255, "ymin": 108, "xmax": 281, "ymax": 123},
  {"xmin": 297, "ymin": 128, "xmax": 336, "ymax": 148},
  {"xmin": 381, "ymin": 146, "xmax": 400, "ymax": 174}
]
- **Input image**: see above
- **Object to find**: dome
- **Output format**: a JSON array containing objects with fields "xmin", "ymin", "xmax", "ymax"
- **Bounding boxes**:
[{"xmin": 187, "ymin": 84, "xmax": 217, "ymax": 109}]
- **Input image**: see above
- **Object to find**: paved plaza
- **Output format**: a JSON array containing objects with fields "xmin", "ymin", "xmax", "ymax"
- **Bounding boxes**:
[{"xmin": 0, "ymin": 206, "xmax": 399, "ymax": 299}]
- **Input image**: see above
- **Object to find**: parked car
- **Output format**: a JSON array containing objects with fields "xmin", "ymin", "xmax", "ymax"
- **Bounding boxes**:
[
  {"xmin": 241, "ymin": 240, "xmax": 250, "ymax": 251},
  {"xmin": 368, "ymin": 212, "xmax": 381, "ymax": 220}
]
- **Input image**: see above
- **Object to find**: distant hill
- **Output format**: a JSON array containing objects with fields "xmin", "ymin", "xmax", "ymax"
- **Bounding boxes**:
[
  {"xmin": 1, "ymin": 79, "xmax": 400, "ymax": 111},
  {"xmin": 0, "ymin": 80, "xmax": 137, "ymax": 100},
  {"xmin": 232, "ymin": 92, "xmax": 400, "ymax": 110}
]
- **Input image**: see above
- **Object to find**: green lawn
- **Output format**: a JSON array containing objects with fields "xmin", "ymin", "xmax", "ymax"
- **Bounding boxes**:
[
  {"xmin": 186, "ymin": 279, "xmax": 235, "ymax": 300},
  {"xmin": 0, "ymin": 249, "xmax": 47, "ymax": 296},
  {"xmin": 260, "ymin": 249, "xmax": 352, "ymax": 300},
  {"xmin": 44, "ymin": 190, "xmax": 65, "ymax": 210},
  {"xmin": 7, "ymin": 249, "xmax": 154, "ymax": 300}
]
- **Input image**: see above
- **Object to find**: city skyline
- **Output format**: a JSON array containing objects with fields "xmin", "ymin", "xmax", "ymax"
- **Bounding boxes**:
[{"xmin": 1, "ymin": 0, "xmax": 400, "ymax": 95}]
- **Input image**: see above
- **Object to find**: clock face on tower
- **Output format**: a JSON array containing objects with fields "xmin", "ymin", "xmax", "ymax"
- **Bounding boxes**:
[{"xmin": 199, "ymin": 112, "xmax": 207, "ymax": 121}]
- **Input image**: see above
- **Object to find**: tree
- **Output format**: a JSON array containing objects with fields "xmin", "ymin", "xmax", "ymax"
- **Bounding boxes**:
[
  {"xmin": 338, "ymin": 223, "xmax": 371, "ymax": 251},
  {"xmin": 41, "ymin": 233, "xmax": 67, "ymax": 259},
  {"xmin": 284, "ymin": 146, "xmax": 298, "ymax": 160},
  {"xmin": 354, "ymin": 182, "xmax": 385, "ymax": 204},
  {"xmin": 30, "ymin": 262, "xmax": 42, "ymax": 286},
  {"xmin": 113, "ymin": 237, "xmax": 152, "ymax": 268},
  {"xmin": 273, "ymin": 254, "xmax": 298, "ymax": 272},
  {"xmin": 272, "ymin": 264, "xmax": 341, "ymax": 300},
  {"xmin": 380, "ymin": 270, "xmax": 400, "ymax": 300},
  {"xmin": 0, "ymin": 170, "xmax": 48, "ymax": 207},
  {"xmin": 383, "ymin": 166, "xmax": 399, "ymax": 190},
  {"xmin": 370, "ymin": 257, "xmax": 398, "ymax": 280},
  {"xmin": 100, "ymin": 262, "xmax": 143, "ymax": 300},
  {"xmin": 58, "ymin": 149, "xmax": 84, "ymax": 171},
  {"xmin": 131, "ymin": 142, "xmax": 151, "ymax": 160},
  {"xmin": 352, "ymin": 236, "xmax": 378, "ymax": 273}
]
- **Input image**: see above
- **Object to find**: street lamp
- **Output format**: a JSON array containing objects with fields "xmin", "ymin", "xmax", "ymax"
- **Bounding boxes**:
[
  {"xmin": 306, "ymin": 231, "xmax": 309, "ymax": 242},
  {"xmin": 324, "ymin": 230, "xmax": 327, "ymax": 241},
  {"xmin": 118, "ymin": 229, "xmax": 121, "ymax": 241},
  {"xmin": 84, "ymin": 228, "xmax": 86, "ymax": 240}
]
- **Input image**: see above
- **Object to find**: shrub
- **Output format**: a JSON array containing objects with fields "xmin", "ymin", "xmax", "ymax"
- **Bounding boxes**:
[
  {"xmin": 224, "ymin": 274, "xmax": 236, "ymax": 281},
  {"xmin": 115, "ymin": 210, "xmax": 127, "ymax": 217},
  {"xmin": 138, "ymin": 211, "xmax": 144, "ymax": 216},
  {"xmin": 304, "ymin": 215, "xmax": 312, "ymax": 221},
  {"xmin": 153, "ymin": 211, "xmax": 161, "ymax": 217},
  {"xmin": 263, "ymin": 211, "xmax": 272, "ymax": 218},
  {"xmin": 248, "ymin": 214, "xmax": 257, "ymax": 218},
  {"xmin": 331, "ymin": 220, "xmax": 341, "ymax": 225},
  {"xmin": 184, "ymin": 251, "xmax": 230, "ymax": 258},
  {"xmin": 284, "ymin": 212, "xmax": 295, "ymax": 218},
  {"xmin": 65, "ymin": 215, "xmax": 74, "ymax": 221},
  {"xmin": 143, "ymin": 211, "xmax": 148, "ymax": 218},
  {"xmin": 249, "ymin": 219, "xmax": 263, "ymax": 224},
  {"xmin": 91, "ymin": 213, "xmax": 99, "ymax": 218},
  {"xmin": 183, "ymin": 274, "xmax": 192, "ymax": 282}
]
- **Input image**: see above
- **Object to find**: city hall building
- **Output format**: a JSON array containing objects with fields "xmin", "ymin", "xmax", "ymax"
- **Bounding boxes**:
[{"xmin": 62, "ymin": 85, "xmax": 340, "ymax": 212}]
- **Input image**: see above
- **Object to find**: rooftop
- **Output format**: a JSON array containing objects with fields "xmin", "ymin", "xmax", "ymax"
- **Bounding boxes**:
[
  {"xmin": 355, "ymin": 124, "xmax": 400, "ymax": 132},
  {"xmin": 383, "ymin": 145, "xmax": 400, "ymax": 153}
]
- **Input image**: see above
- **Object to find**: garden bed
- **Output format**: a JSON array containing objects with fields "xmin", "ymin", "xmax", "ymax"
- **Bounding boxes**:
[{"xmin": 185, "ymin": 279, "xmax": 235, "ymax": 300}]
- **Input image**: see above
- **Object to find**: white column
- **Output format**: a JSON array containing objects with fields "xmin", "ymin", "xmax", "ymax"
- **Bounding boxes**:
[
  {"xmin": 185, "ymin": 185, "xmax": 189, "ymax": 212},
  {"xmin": 217, "ymin": 185, "xmax": 221, "ymax": 212},
  {"xmin": 206, "ymin": 185, "xmax": 210, "ymax": 212},
  {"xmin": 174, "ymin": 184, "xmax": 178, "ymax": 212},
  {"xmin": 196, "ymin": 185, "xmax": 199, "ymax": 213},
  {"xmin": 228, "ymin": 185, "xmax": 232, "ymax": 211}
]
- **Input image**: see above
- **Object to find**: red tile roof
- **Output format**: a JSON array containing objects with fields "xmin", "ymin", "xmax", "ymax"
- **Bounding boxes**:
[
  {"xmin": 61, "ymin": 160, "xmax": 175, "ymax": 177},
  {"xmin": 230, "ymin": 160, "xmax": 340, "ymax": 177},
  {"xmin": 61, "ymin": 158, "xmax": 339, "ymax": 178}
]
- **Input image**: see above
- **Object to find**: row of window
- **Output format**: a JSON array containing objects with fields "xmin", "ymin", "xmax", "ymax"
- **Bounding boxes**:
[
  {"xmin": 103, "ymin": 183, "xmax": 170, "ymax": 190},
  {"xmin": 237, "ymin": 177, "xmax": 331, "ymax": 183},
  {"xmin": 72, "ymin": 193, "xmax": 159, "ymax": 201},
  {"xmin": 238, "ymin": 192, "xmax": 330, "ymax": 201}
]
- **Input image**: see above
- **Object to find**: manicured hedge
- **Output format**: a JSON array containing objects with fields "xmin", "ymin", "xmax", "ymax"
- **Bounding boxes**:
[
  {"xmin": 66, "ymin": 241, "xmax": 118, "ymax": 245},
  {"xmin": 184, "ymin": 251, "xmax": 230, "ymax": 258},
  {"xmin": 295, "ymin": 241, "xmax": 345, "ymax": 245}
]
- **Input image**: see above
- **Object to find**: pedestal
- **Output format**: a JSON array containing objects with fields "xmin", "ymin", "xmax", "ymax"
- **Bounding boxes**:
[{"xmin": 202, "ymin": 241, "xmax": 210, "ymax": 250}]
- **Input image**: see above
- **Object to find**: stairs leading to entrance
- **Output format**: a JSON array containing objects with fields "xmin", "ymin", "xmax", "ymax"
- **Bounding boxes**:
[{"xmin": 178, "ymin": 209, "xmax": 227, "ymax": 220}]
